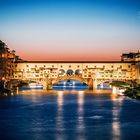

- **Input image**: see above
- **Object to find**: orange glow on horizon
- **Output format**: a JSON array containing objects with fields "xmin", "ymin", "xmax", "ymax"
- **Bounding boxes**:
[{"xmin": 19, "ymin": 53, "xmax": 120, "ymax": 61}]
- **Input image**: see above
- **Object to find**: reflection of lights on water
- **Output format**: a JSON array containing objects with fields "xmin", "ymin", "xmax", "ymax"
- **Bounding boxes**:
[
  {"xmin": 112, "ymin": 86, "xmax": 125, "ymax": 96},
  {"xmin": 56, "ymin": 91, "xmax": 64, "ymax": 140},
  {"xmin": 111, "ymin": 94, "xmax": 118, "ymax": 101},
  {"xmin": 62, "ymin": 80, "xmax": 76, "ymax": 88},
  {"xmin": 111, "ymin": 87, "xmax": 118, "ymax": 101},
  {"xmin": 112, "ymin": 121, "xmax": 121, "ymax": 140},
  {"xmin": 57, "ymin": 91, "xmax": 64, "ymax": 107},
  {"xmin": 112, "ymin": 86, "xmax": 117, "ymax": 94},
  {"xmin": 16, "ymin": 87, "xmax": 19, "ymax": 94},
  {"xmin": 30, "ymin": 91, "xmax": 40, "ymax": 102},
  {"xmin": 63, "ymin": 81, "xmax": 66, "ymax": 87},
  {"xmin": 112, "ymin": 94, "xmax": 124, "ymax": 140},
  {"xmin": 78, "ymin": 91, "xmax": 84, "ymax": 107},
  {"xmin": 111, "ymin": 86, "xmax": 124, "ymax": 139},
  {"xmin": 72, "ymin": 81, "xmax": 75, "ymax": 87},
  {"xmin": 77, "ymin": 91, "xmax": 85, "ymax": 140}
]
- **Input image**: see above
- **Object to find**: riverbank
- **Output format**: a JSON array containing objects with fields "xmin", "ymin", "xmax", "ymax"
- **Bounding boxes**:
[{"xmin": 124, "ymin": 87, "xmax": 140, "ymax": 100}]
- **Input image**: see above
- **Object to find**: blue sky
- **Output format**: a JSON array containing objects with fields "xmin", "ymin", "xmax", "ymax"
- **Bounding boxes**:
[{"xmin": 0, "ymin": 0, "xmax": 140, "ymax": 60}]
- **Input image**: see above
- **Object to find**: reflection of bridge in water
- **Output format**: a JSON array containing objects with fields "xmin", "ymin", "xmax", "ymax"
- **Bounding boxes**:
[{"xmin": 14, "ymin": 61, "xmax": 139, "ymax": 89}]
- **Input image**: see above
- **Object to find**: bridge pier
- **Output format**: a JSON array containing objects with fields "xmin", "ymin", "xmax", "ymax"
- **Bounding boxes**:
[{"xmin": 42, "ymin": 81, "xmax": 53, "ymax": 90}]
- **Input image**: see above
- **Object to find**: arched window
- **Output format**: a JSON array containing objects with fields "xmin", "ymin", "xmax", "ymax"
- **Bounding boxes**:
[
  {"xmin": 75, "ymin": 69, "xmax": 82, "ymax": 75},
  {"xmin": 59, "ymin": 69, "xmax": 65, "ymax": 75},
  {"xmin": 67, "ymin": 69, "xmax": 73, "ymax": 76}
]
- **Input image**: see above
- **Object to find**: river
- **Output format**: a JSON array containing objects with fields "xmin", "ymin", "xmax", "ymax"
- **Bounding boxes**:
[{"xmin": 0, "ymin": 89, "xmax": 140, "ymax": 140}]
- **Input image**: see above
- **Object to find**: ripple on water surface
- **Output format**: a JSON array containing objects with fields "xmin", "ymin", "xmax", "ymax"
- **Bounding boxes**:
[{"xmin": 0, "ymin": 90, "xmax": 140, "ymax": 140}]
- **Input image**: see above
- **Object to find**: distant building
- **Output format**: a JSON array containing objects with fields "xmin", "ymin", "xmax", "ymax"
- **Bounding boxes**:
[
  {"xmin": 0, "ymin": 40, "xmax": 20, "ymax": 81},
  {"xmin": 121, "ymin": 51, "xmax": 140, "ymax": 62}
]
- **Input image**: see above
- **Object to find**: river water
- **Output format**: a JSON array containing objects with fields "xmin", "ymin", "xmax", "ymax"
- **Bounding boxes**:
[{"xmin": 0, "ymin": 89, "xmax": 140, "ymax": 140}]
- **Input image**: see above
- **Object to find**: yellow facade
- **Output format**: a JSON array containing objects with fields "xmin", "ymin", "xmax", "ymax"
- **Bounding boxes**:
[{"xmin": 14, "ymin": 61, "xmax": 138, "ymax": 84}]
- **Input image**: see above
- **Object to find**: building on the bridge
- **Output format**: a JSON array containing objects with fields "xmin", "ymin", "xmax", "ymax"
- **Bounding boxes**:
[
  {"xmin": 14, "ymin": 60, "xmax": 138, "ymax": 88},
  {"xmin": 12, "ymin": 51, "xmax": 140, "ymax": 88}
]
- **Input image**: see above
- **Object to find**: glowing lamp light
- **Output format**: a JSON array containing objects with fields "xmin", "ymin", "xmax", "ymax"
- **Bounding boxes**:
[
  {"xmin": 112, "ymin": 86, "xmax": 117, "ymax": 94},
  {"xmin": 72, "ymin": 81, "xmax": 75, "ymax": 87},
  {"xmin": 63, "ymin": 81, "xmax": 66, "ymax": 87},
  {"xmin": 2, "ymin": 77, "xmax": 5, "ymax": 81}
]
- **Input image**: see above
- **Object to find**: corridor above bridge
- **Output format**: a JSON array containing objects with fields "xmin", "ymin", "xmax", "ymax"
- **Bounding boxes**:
[{"xmin": 13, "ymin": 60, "xmax": 139, "ymax": 89}]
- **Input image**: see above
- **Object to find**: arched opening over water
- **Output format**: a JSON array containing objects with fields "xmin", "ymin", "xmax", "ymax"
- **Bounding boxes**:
[
  {"xmin": 52, "ymin": 79, "xmax": 89, "ymax": 90},
  {"xmin": 97, "ymin": 81, "xmax": 111, "ymax": 89}
]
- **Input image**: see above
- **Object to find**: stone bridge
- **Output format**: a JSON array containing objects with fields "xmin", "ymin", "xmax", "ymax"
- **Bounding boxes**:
[
  {"xmin": 29, "ymin": 75, "xmax": 115, "ymax": 89},
  {"xmin": 14, "ymin": 61, "xmax": 139, "ymax": 89}
]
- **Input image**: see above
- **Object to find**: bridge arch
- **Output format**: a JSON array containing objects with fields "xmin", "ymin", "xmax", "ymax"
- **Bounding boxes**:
[{"xmin": 51, "ymin": 75, "xmax": 93, "ymax": 89}]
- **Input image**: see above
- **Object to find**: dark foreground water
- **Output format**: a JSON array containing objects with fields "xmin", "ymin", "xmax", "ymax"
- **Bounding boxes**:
[{"xmin": 0, "ymin": 90, "xmax": 140, "ymax": 140}]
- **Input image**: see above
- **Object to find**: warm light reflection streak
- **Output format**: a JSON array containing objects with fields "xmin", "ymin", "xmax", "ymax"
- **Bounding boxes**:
[
  {"xmin": 112, "ymin": 96, "xmax": 124, "ymax": 140},
  {"xmin": 56, "ymin": 91, "xmax": 64, "ymax": 140},
  {"xmin": 77, "ymin": 91, "xmax": 85, "ymax": 140}
]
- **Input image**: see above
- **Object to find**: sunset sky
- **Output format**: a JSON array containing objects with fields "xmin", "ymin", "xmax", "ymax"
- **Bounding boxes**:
[{"xmin": 0, "ymin": 0, "xmax": 140, "ymax": 61}]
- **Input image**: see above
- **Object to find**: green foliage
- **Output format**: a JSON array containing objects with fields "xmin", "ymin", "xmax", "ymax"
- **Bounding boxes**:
[
  {"xmin": 124, "ymin": 86, "xmax": 140, "ymax": 99},
  {"xmin": 111, "ymin": 81, "xmax": 131, "ymax": 88}
]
